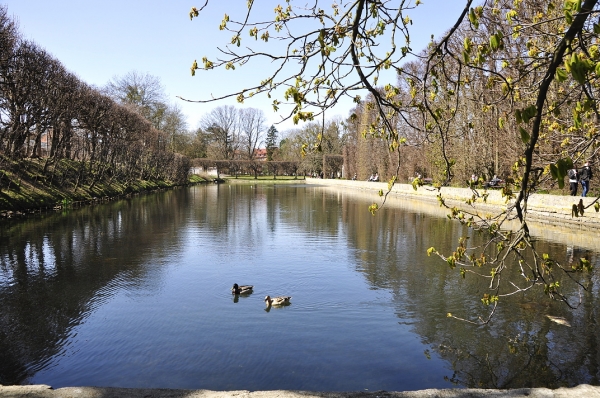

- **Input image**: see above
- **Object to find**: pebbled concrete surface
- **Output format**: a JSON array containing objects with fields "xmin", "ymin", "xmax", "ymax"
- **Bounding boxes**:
[{"xmin": 2, "ymin": 385, "xmax": 600, "ymax": 398}]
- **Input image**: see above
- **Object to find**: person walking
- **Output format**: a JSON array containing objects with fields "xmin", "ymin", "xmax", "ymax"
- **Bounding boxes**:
[
  {"xmin": 580, "ymin": 162, "xmax": 593, "ymax": 197},
  {"xmin": 568, "ymin": 168, "xmax": 579, "ymax": 196}
]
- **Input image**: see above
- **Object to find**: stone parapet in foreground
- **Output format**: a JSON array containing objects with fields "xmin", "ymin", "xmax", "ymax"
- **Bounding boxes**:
[{"xmin": 1, "ymin": 385, "xmax": 600, "ymax": 398}]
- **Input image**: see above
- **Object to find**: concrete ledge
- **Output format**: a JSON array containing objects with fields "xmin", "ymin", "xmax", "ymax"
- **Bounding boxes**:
[
  {"xmin": 306, "ymin": 179, "xmax": 600, "ymax": 230},
  {"xmin": 1, "ymin": 385, "xmax": 600, "ymax": 398}
]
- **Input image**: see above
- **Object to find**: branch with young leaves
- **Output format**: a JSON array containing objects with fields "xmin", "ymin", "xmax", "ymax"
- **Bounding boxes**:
[
  {"xmin": 185, "ymin": 1, "xmax": 421, "ymax": 126},
  {"xmin": 184, "ymin": 0, "xmax": 600, "ymax": 323}
]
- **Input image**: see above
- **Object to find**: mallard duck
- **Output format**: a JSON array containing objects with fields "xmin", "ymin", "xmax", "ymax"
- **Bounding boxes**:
[
  {"xmin": 264, "ymin": 295, "xmax": 292, "ymax": 306},
  {"xmin": 231, "ymin": 284, "xmax": 253, "ymax": 295}
]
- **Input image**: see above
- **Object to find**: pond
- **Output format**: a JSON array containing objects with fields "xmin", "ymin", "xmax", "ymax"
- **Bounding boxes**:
[{"xmin": 1, "ymin": 183, "xmax": 599, "ymax": 391}]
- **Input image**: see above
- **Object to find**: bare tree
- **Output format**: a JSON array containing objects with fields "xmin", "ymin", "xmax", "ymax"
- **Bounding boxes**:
[
  {"xmin": 238, "ymin": 107, "xmax": 266, "ymax": 160},
  {"xmin": 201, "ymin": 105, "xmax": 239, "ymax": 160},
  {"xmin": 0, "ymin": 6, "xmax": 191, "ymax": 189},
  {"xmin": 161, "ymin": 104, "xmax": 188, "ymax": 152},
  {"xmin": 105, "ymin": 71, "xmax": 165, "ymax": 112}
]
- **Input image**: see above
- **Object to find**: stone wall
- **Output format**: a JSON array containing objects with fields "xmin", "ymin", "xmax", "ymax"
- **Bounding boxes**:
[{"xmin": 305, "ymin": 178, "xmax": 600, "ymax": 250}]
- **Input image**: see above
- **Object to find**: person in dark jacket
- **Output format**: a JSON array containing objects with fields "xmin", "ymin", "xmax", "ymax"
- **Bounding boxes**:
[
  {"xmin": 568, "ymin": 168, "xmax": 579, "ymax": 196},
  {"xmin": 580, "ymin": 162, "xmax": 592, "ymax": 197}
]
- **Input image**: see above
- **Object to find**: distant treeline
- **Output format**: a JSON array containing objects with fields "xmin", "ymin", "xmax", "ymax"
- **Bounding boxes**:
[{"xmin": 192, "ymin": 159, "xmax": 296, "ymax": 179}]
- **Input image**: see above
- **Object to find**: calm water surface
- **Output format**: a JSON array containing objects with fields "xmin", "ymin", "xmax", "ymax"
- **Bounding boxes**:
[{"xmin": 1, "ymin": 184, "xmax": 599, "ymax": 390}]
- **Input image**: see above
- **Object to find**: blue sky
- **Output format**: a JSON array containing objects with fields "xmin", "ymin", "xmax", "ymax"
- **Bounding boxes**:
[{"xmin": 2, "ymin": 0, "xmax": 468, "ymax": 134}]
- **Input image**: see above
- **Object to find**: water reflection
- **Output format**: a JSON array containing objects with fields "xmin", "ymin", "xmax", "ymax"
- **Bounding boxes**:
[
  {"xmin": 335, "ymin": 189, "xmax": 600, "ymax": 388},
  {"xmin": 0, "ymin": 184, "xmax": 599, "ymax": 390},
  {"xmin": 0, "ymin": 189, "xmax": 192, "ymax": 384}
]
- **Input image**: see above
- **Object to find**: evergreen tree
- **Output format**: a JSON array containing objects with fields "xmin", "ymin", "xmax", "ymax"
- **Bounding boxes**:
[{"xmin": 265, "ymin": 125, "xmax": 278, "ymax": 161}]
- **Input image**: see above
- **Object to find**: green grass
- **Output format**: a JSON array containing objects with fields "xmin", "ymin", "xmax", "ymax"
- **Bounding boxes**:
[
  {"xmin": 223, "ymin": 174, "xmax": 306, "ymax": 184},
  {"xmin": 0, "ymin": 157, "xmax": 198, "ymax": 213},
  {"xmin": 188, "ymin": 174, "xmax": 209, "ymax": 183}
]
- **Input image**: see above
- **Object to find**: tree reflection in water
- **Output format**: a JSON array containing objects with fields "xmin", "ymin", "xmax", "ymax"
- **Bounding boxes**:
[{"xmin": 0, "ymin": 185, "xmax": 598, "ymax": 389}]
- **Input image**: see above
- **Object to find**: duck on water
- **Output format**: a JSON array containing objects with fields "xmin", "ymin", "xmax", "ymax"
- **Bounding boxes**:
[
  {"xmin": 231, "ymin": 284, "xmax": 253, "ymax": 295},
  {"xmin": 264, "ymin": 295, "xmax": 292, "ymax": 307}
]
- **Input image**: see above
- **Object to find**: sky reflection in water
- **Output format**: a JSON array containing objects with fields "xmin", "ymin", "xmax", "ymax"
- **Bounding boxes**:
[{"xmin": 0, "ymin": 184, "xmax": 599, "ymax": 390}]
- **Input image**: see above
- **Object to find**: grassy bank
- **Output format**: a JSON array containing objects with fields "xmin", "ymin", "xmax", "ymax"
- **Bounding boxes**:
[
  {"xmin": 0, "ymin": 158, "xmax": 207, "ymax": 215},
  {"xmin": 221, "ymin": 175, "xmax": 307, "ymax": 184}
]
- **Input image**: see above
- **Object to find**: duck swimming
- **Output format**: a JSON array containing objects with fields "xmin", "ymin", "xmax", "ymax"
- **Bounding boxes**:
[
  {"xmin": 231, "ymin": 284, "xmax": 253, "ymax": 295},
  {"xmin": 264, "ymin": 295, "xmax": 292, "ymax": 306}
]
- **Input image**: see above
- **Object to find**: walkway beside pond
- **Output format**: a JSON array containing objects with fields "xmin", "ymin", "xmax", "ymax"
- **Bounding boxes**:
[
  {"xmin": 305, "ymin": 178, "xmax": 600, "ymax": 230},
  {"xmin": 305, "ymin": 178, "xmax": 600, "ymax": 252}
]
